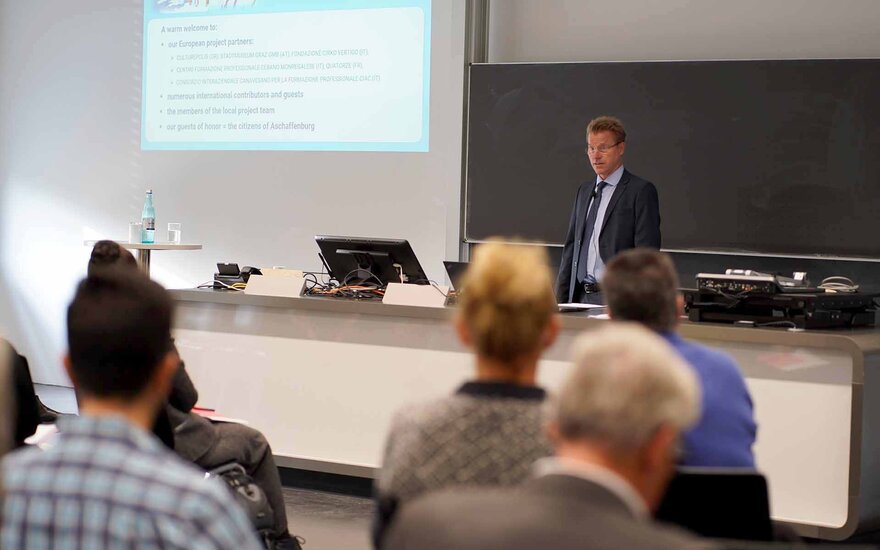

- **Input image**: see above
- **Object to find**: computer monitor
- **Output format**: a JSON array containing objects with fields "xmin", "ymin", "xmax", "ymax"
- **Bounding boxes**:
[
  {"xmin": 315, "ymin": 236, "xmax": 429, "ymax": 287},
  {"xmin": 442, "ymin": 261, "xmax": 469, "ymax": 291}
]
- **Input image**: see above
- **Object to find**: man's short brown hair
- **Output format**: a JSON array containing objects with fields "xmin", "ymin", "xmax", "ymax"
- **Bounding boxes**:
[
  {"xmin": 68, "ymin": 268, "xmax": 173, "ymax": 399},
  {"xmin": 602, "ymin": 249, "xmax": 679, "ymax": 332},
  {"xmin": 587, "ymin": 116, "xmax": 626, "ymax": 143}
]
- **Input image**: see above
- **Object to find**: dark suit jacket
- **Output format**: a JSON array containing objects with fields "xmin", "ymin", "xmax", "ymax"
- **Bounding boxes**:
[
  {"xmin": 556, "ymin": 169, "xmax": 661, "ymax": 302},
  {"xmin": 384, "ymin": 473, "xmax": 716, "ymax": 550},
  {"xmin": 7, "ymin": 345, "xmax": 39, "ymax": 448},
  {"xmin": 152, "ymin": 356, "xmax": 218, "ymax": 462}
]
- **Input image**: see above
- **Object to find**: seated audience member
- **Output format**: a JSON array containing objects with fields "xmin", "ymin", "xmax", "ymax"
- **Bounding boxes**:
[
  {"xmin": 1, "ymin": 341, "xmax": 13, "ymax": 457},
  {"xmin": 87, "ymin": 240, "xmax": 300, "ymax": 549},
  {"xmin": 5, "ymin": 342, "xmax": 39, "ymax": 448},
  {"xmin": 602, "ymin": 248, "xmax": 757, "ymax": 467},
  {"xmin": 4, "ymin": 339, "xmax": 67, "ymax": 448},
  {"xmin": 373, "ymin": 240, "xmax": 560, "ymax": 547},
  {"xmin": 384, "ymin": 324, "xmax": 715, "ymax": 550},
  {"xmin": 1, "ymin": 269, "xmax": 260, "ymax": 549},
  {"xmin": 87, "ymin": 241, "xmax": 178, "ymax": 447}
]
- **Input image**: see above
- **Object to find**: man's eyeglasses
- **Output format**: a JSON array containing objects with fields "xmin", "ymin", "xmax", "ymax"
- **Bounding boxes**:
[{"xmin": 585, "ymin": 142, "xmax": 621, "ymax": 155}]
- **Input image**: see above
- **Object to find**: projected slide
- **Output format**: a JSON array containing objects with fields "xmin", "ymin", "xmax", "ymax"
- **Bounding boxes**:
[{"xmin": 142, "ymin": 0, "xmax": 431, "ymax": 151}]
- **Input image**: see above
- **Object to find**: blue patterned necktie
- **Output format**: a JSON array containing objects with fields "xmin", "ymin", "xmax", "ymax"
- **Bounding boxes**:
[{"xmin": 576, "ymin": 181, "xmax": 608, "ymax": 284}]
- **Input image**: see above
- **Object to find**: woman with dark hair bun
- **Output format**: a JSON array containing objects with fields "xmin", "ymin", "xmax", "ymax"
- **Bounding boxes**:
[{"xmin": 87, "ymin": 239, "xmax": 138, "ymax": 275}]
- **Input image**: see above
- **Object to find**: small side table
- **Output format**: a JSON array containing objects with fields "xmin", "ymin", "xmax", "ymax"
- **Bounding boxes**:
[{"xmin": 84, "ymin": 241, "xmax": 203, "ymax": 276}]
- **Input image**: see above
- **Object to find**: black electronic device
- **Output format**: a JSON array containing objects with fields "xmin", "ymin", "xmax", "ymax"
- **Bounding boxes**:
[
  {"xmin": 443, "ymin": 261, "xmax": 469, "ymax": 291},
  {"xmin": 217, "ymin": 262, "xmax": 241, "ymax": 276},
  {"xmin": 696, "ymin": 270, "xmax": 813, "ymax": 295},
  {"xmin": 213, "ymin": 274, "xmax": 244, "ymax": 289},
  {"xmin": 315, "ymin": 235, "xmax": 428, "ymax": 287},
  {"xmin": 214, "ymin": 262, "xmax": 243, "ymax": 289},
  {"xmin": 656, "ymin": 468, "xmax": 773, "ymax": 541},
  {"xmin": 239, "ymin": 266, "xmax": 262, "ymax": 282},
  {"xmin": 684, "ymin": 288, "xmax": 876, "ymax": 329},
  {"xmin": 213, "ymin": 263, "xmax": 261, "ymax": 289}
]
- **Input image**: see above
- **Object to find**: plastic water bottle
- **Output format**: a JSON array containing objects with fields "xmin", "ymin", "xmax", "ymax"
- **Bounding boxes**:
[{"xmin": 141, "ymin": 189, "xmax": 156, "ymax": 244}]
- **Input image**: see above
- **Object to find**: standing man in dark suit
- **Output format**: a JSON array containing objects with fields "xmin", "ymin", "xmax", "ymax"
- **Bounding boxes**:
[
  {"xmin": 383, "ymin": 324, "xmax": 715, "ymax": 550},
  {"xmin": 556, "ymin": 116, "xmax": 661, "ymax": 303}
]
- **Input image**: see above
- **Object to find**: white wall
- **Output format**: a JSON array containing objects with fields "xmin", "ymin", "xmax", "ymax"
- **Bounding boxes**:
[
  {"xmin": 0, "ymin": 0, "xmax": 466, "ymax": 384},
  {"xmin": 489, "ymin": 0, "xmax": 880, "ymax": 62},
  {"xmin": 6, "ymin": 0, "xmax": 879, "ymax": 385}
]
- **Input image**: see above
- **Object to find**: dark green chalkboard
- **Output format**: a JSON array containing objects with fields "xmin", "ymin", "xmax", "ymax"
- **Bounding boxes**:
[{"xmin": 465, "ymin": 59, "xmax": 880, "ymax": 258}]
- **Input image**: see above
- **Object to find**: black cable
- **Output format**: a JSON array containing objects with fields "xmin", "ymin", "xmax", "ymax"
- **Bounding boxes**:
[
  {"xmin": 304, "ymin": 269, "xmax": 333, "ymax": 287},
  {"xmin": 412, "ymin": 278, "xmax": 450, "ymax": 298},
  {"xmin": 694, "ymin": 288, "xmax": 746, "ymax": 309},
  {"xmin": 197, "ymin": 281, "xmax": 242, "ymax": 291},
  {"xmin": 302, "ymin": 272, "xmax": 325, "ymax": 291},
  {"xmin": 302, "ymin": 278, "xmax": 385, "ymax": 300},
  {"xmin": 341, "ymin": 268, "xmax": 383, "ymax": 287}
]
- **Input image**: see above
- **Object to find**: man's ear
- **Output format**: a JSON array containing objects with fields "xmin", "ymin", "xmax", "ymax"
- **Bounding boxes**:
[
  {"xmin": 637, "ymin": 424, "xmax": 681, "ymax": 512},
  {"xmin": 63, "ymin": 354, "xmax": 77, "ymax": 386},
  {"xmin": 149, "ymin": 350, "xmax": 179, "ymax": 398},
  {"xmin": 640, "ymin": 424, "xmax": 679, "ymax": 474}
]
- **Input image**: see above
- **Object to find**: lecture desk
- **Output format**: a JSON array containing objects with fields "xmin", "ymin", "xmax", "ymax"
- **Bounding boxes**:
[{"xmin": 169, "ymin": 288, "xmax": 880, "ymax": 541}]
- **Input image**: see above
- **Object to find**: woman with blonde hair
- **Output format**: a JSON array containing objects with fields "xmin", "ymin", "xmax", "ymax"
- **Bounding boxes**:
[{"xmin": 373, "ymin": 240, "xmax": 560, "ymax": 547}]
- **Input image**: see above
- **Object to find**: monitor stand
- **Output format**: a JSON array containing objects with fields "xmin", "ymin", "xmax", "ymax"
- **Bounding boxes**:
[{"xmin": 339, "ymin": 250, "xmax": 390, "ymax": 286}]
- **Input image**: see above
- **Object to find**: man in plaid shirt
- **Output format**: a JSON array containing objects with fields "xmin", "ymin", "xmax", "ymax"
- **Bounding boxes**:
[{"xmin": 1, "ymin": 268, "xmax": 262, "ymax": 549}]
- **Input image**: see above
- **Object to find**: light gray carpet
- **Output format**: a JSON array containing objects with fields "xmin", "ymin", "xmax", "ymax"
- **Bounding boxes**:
[{"xmin": 283, "ymin": 487, "xmax": 373, "ymax": 550}]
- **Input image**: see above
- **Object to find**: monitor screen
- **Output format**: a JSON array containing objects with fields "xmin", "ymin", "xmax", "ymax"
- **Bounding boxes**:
[
  {"xmin": 442, "ymin": 260, "xmax": 469, "ymax": 291},
  {"xmin": 316, "ymin": 235, "xmax": 428, "ymax": 287}
]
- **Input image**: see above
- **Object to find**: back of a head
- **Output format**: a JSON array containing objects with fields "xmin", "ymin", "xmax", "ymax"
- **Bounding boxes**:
[
  {"xmin": 549, "ymin": 323, "xmax": 700, "ymax": 454},
  {"xmin": 88, "ymin": 240, "xmax": 138, "ymax": 277},
  {"xmin": 458, "ymin": 240, "xmax": 557, "ymax": 363},
  {"xmin": 602, "ymin": 248, "xmax": 680, "ymax": 332},
  {"xmin": 67, "ymin": 268, "xmax": 173, "ymax": 399}
]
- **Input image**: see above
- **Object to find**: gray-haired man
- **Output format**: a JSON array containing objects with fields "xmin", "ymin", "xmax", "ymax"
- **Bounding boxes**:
[{"xmin": 383, "ymin": 324, "xmax": 717, "ymax": 550}]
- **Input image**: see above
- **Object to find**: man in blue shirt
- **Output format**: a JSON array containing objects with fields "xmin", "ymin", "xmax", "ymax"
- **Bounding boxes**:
[
  {"xmin": 556, "ymin": 116, "xmax": 661, "ymax": 304},
  {"xmin": 1, "ymin": 268, "xmax": 261, "ymax": 549},
  {"xmin": 601, "ymin": 249, "xmax": 757, "ymax": 467}
]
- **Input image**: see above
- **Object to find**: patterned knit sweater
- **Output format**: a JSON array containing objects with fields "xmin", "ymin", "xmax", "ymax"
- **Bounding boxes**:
[{"xmin": 373, "ymin": 381, "xmax": 552, "ymax": 546}]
